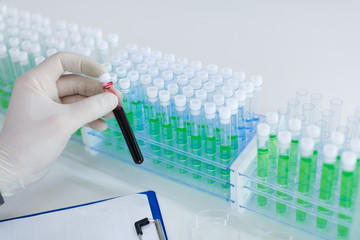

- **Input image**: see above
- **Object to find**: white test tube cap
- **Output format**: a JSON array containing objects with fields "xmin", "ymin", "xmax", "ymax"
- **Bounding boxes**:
[
  {"xmin": 204, "ymin": 102, "xmax": 216, "ymax": 117},
  {"xmin": 119, "ymin": 78, "xmax": 131, "ymax": 90},
  {"xmin": 103, "ymin": 63, "xmax": 113, "ymax": 73},
  {"xmin": 174, "ymin": 95, "xmax": 186, "ymax": 107},
  {"xmin": 226, "ymin": 98, "xmax": 238, "ymax": 115},
  {"xmin": 243, "ymin": 82, "xmax": 254, "ymax": 94},
  {"xmin": 195, "ymin": 89, "xmax": 207, "ymax": 102},
  {"xmin": 183, "ymin": 86, "xmax": 194, "ymax": 98},
  {"xmin": 148, "ymin": 66, "xmax": 159, "ymax": 77},
  {"xmin": 151, "ymin": 50, "xmax": 162, "ymax": 60},
  {"xmin": 251, "ymin": 75, "xmax": 263, "ymax": 87},
  {"xmin": 118, "ymin": 50, "xmax": 129, "ymax": 60},
  {"xmin": 190, "ymin": 99, "xmax": 201, "ymax": 112},
  {"xmin": 9, "ymin": 48, "xmax": 20, "ymax": 60},
  {"xmin": 306, "ymin": 125, "xmax": 321, "ymax": 139},
  {"xmin": 219, "ymin": 106, "xmax": 231, "ymax": 122},
  {"xmin": 183, "ymin": 67, "xmax": 195, "ymax": 79},
  {"xmin": 266, "ymin": 112, "xmax": 279, "ymax": 125},
  {"xmin": 221, "ymin": 67, "xmax": 233, "ymax": 79},
  {"xmin": 132, "ymin": 52, "xmax": 143, "ymax": 64},
  {"xmin": 204, "ymin": 81, "xmax": 216, "ymax": 94},
  {"xmin": 177, "ymin": 57, "xmax": 188, "ymax": 67},
  {"xmin": 323, "ymin": 144, "xmax": 338, "ymax": 164},
  {"xmin": 159, "ymin": 90, "xmax": 170, "ymax": 103},
  {"xmin": 0, "ymin": 44, "xmax": 6, "ymax": 55},
  {"xmin": 111, "ymin": 56, "xmax": 122, "ymax": 66},
  {"xmin": 154, "ymin": 78, "xmax": 165, "ymax": 90},
  {"xmin": 191, "ymin": 78, "xmax": 202, "ymax": 90},
  {"xmin": 197, "ymin": 71, "xmax": 209, "ymax": 83},
  {"xmin": 234, "ymin": 72, "xmax": 246, "ymax": 82},
  {"xmin": 147, "ymin": 86, "xmax": 158, "ymax": 99},
  {"xmin": 9, "ymin": 37, "xmax": 19, "ymax": 48},
  {"xmin": 288, "ymin": 118, "xmax": 302, "ymax": 132},
  {"xmin": 213, "ymin": 94, "xmax": 225, "ymax": 107},
  {"xmin": 222, "ymin": 86, "xmax": 234, "ymax": 98},
  {"xmin": 206, "ymin": 64, "xmax": 218, "ymax": 75},
  {"xmin": 18, "ymin": 51, "xmax": 28, "ymax": 64},
  {"xmin": 190, "ymin": 60, "xmax": 202, "ymax": 71},
  {"xmin": 97, "ymin": 40, "xmax": 109, "ymax": 51},
  {"xmin": 330, "ymin": 131, "xmax": 345, "ymax": 146},
  {"xmin": 163, "ymin": 53, "xmax": 175, "ymax": 64},
  {"xmin": 257, "ymin": 123, "xmax": 270, "ymax": 137},
  {"xmin": 137, "ymin": 63, "xmax": 148, "ymax": 74},
  {"xmin": 300, "ymin": 137, "xmax": 315, "ymax": 152},
  {"xmin": 228, "ymin": 78, "xmax": 240, "ymax": 90},
  {"xmin": 140, "ymin": 74, "xmax": 151, "ymax": 85},
  {"xmin": 167, "ymin": 83, "xmax": 178, "ymax": 95},
  {"xmin": 84, "ymin": 36, "xmax": 95, "ymax": 48},
  {"xmin": 127, "ymin": 43, "xmax": 138, "ymax": 54},
  {"xmin": 157, "ymin": 60, "xmax": 168, "ymax": 71},
  {"xmin": 162, "ymin": 70, "xmax": 173, "ymax": 82},
  {"xmin": 127, "ymin": 70, "xmax": 140, "ymax": 82},
  {"xmin": 109, "ymin": 73, "xmax": 118, "ymax": 84},
  {"xmin": 341, "ymin": 151, "xmax": 357, "ymax": 172},
  {"xmin": 350, "ymin": 139, "xmax": 360, "ymax": 154},
  {"xmin": 235, "ymin": 90, "xmax": 246, "ymax": 103},
  {"xmin": 116, "ymin": 66, "xmax": 127, "ymax": 78},
  {"xmin": 177, "ymin": 74, "xmax": 188, "ymax": 86},
  {"xmin": 172, "ymin": 63, "xmax": 184, "ymax": 75},
  {"xmin": 141, "ymin": 46, "xmax": 151, "ymax": 57},
  {"xmin": 212, "ymin": 75, "xmax": 223, "ymax": 87},
  {"xmin": 278, "ymin": 131, "xmax": 292, "ymax": 144}
]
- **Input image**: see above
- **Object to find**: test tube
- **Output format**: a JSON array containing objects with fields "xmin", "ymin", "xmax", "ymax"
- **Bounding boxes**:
[
  {"xmin": 276, "ymin": 131, "xmax": 292, "ymax": 215},
  {"xmin": 204, "ymin": 102, "xmax": 217, "ymax": 184},
  {"xmin": 219, "ymin": 106, "xmax": 232, "ymax": 189},
  {"xmin": 221, "ymin": 86, "xmax": 233, "ymax": 100},
  {"xmin": 213, "ymin": 75, "xmax": 223, "ymax": 93},
  {"xmin": 213, "ymin": 94, "xmax": 225, "ymax": 144},
  {"xmin": 190, "ymin": 60, "xmax": 202, "ymax": 72},
  {"xmin": 137, "ymin": 63, "xmax": 148, "ymax": 76},
  {"xmin": 146, "ymin": 86, "xmax": 161, "ymax": 157},
  {"xmin": 174, "ymin": 95, "xmax": 188, "ymax": 174},
  {"xmin": 226, "ymin": 98, "xmax": 239, "ymax": 152},
  {"xmin": 183, "ymin": 67, "xmax": 194, "ymax": 81},
  {"xmin": 128, "ymin": 71, "xmax": 143, "ymax": 132},
  {"xmin": 148, "ymin": 66, "xmax": 159, "ymax": 80},
  {"xmin": 306, "ymin": 125, "xmax": 321, "ymax": 181},
  {"xmin": 118, "ymin": 78, "xmax": 133, "ymax": 126},
  {"xmin": 157, "ymin": 60, "xmax": 169, "ymax": 74},
  {"xmin": 256, "ymin": 123, "xmax": 270, "ymax": 207},
  {"xmin": 227, "ymin": 78, "xmax": 240, "ymax": 92},
  {"xmin": 191, "ymin": 78, "xmax": 202, "ymax": 91},
  {"xmin": 9, "ymin": 48, "xmax": 21, "ymax": 78},
  {"xmin": 266, "ymin": 112, "xmax": 279, "ymax": 171},
  {"xmin": 140, "ymin": 74, "xmax": 152, "ymax": 120},
  {"xmin": 168, "ymin": 83, "xmax": 179, "ymax": 128},
  {"xmin": 350, "ymin": 139, "xmax": 360, "ymax": 190},
  {"xmin": 18, "ymin": 51, "xmax": 31, "ymax": 74},
  {"xmin": 172, "ymin": 63, "xmax": 184, "ymax": 79},
  {"xmin": 204, "ymin": 81, "xmax": 216, "ymax": 102},
  {"xmin": 116, "ymin": 66, "xmax": 127, "ymax": 80},
  {"xmin": 322, "ymin": 109, "xmax": 334, "ymax": 137},
  {"xmin": 287, "ymin": 98, "xmax": 299, "ymax": 119},
  {"xmin": 302, "ymin": 103, "xmax": 315, "ymax": 126},
  {"xmin": 221, "ymin": 67, "xmax": 232, "ymax": 82},
  {"xmin": 132, "ymin": 52, "xmax": 143, "ymax": 69},
  {"xmin": 288, "ymin": 118, "xmax": 302, "ymax": 177},
  {"xmin": 330, "ymin": 98, "xmax": 343, "ymax": 130},
  {"xmin": 118, "ymin": 50, "xmax": 129, "ymax": 61},
  {"xmin": 121, "ymin": 59, "xmax": 132, "ymax": 75},
  {"xmin": 235, "ymin": 90, "xmax": 246, "ymax": 145},
  {"xmin": 296, "ymin": 88, "xmax": 308, "ymax": 114},
  {"xmin": 110, "ymin": 56, "xmax": 122, "ymax": 70},
  {"xmin": 233, "ymin": 72, "xmax": 246, "ymax": 88},
  {"xmin": 153, "ymin": 78, "xmax": 165, "ymax": 91},
  {"xmin": 190, "ymin": 99, "xmax": 202, "ymax": 180},
  {"xmin": 296, "ymin": 137, "xmax": 315, "ymax": 223},
  {"xmin": 195, "ymin": 89, "xmax": 207, "ymax": 107},
  {"xmin": 162, "ymin": 70, "xmax": 173, "ymax": 87},
  {"xmin": 311, "ymin": 93, "xmax": 323, "ymax": 122},
  {"xmin": 159, "ymin": 90, "xmax": 174, "ymax": 168},
  {"xmin": 176, "ymin": 75, "xmax": 188, "ymax": 94},
  {"xmin": 336, "ymin": 125, "xmax": 350, "ymax": 141},
  {"xmin": 330, "ymin": 131, "xmax": 345, "ymax": 189},
  {"xmin": 251, "ymin": 75, "xmax": 263, "ymax": 123},
  {"xmin": 197, "ymin": 71, "xmax": 208, "ymax": 84},
  {"xmin": 316, "ymin": 144, "xmax": 338, "ymax": 229},
  {"xmin": 338, "ymin": 151, "xmax": 357, "ymax": 238},
  {"xmin": 347, "ymin": 115, "xmax": 360, "ymax": 139},
  {"xmin": 243, "ymin": 82, "xmax": 254, "ymax": 137},
  {"xmin": 183, "ymin": 85, "xmax": 194, "ymax": 133},
  {"xmin": 206, "ymin": 64, "xmax": 218, "ymax": 80},
  {"xmin": 0, "ymin": 44, "xmax": 13, "ymax": 82},
  {"xmin": 163, "ymin": 53, "xmax": 175, "ymax": 65}
]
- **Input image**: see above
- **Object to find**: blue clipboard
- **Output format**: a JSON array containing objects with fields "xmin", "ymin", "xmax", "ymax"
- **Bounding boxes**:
[{"xmin": 0, "ymin": 190, "xmax": 168, "ymax": 240}]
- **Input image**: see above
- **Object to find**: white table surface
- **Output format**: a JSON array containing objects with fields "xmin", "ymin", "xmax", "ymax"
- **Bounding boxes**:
[{"xmin": 1, "ymin": 0, "xmax": 359, "ymax": 239}]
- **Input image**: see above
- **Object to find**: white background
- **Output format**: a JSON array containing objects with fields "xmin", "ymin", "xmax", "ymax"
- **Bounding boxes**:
[{"xmin": 1, "ymin": 0, "xmax": 360, "ymax": 239}]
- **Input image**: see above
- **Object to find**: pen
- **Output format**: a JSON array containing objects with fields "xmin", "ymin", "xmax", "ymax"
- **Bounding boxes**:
[{"xmin": 98, "ymin": 73, "xmax": 144, "ymax": 164}]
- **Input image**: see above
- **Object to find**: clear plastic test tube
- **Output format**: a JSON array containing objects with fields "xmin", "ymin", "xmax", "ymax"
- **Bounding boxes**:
[
  {"xmin": 137, "ymin": 63, "xmax": 148, "ymax": 76},
  {"xmin": 234, "ymin": 71, "xmax": 246, "ymax": 88},
  {"xmin": 287, "ymin": 98, "xmax": 299, "ymax": 119},
  {"xmin": 256, "ymin": 123, "xmax": 270, "ymax": 207},
  {"xmin": 190, "ymin": 99, "xmax": 202, "ymax": 180},
  {"xmin": 330, "ymin": 131, "xmax": 345, "ymax": 189},
  {"xmin": 322, "ymin": 109, "xmax": 334, "ymax": 137},
  {"xmin": 18, "ymin": 51, "xmax": 31, "ymax": 74},
  {"xmin": 197, "ymin": 71, "xmax": 208, "ymax": 84},
  {"xmin": 347, "ymin": 115, "xmax": 360, "ymax": 139},
  {"xmin": 306, "ymin": 125, "xmax": 321, "ymax": 181},
  {"xmin": 146, "ymin": 86, "xmax": 161, "ymax": 158},
  {"xmin": 183, "ymin": 67, "xmax": 194, "ymax": 81},
  {"xmin": 235, "ymin": 90, "xmax": 246, "ymax": 145},
  {"xmin": 162, "ymin": 70, "xmax": 174, "ymax": 86},
  {"xmin": 190, "ymin": 60, "xmax": 202, "ymax": 73},
  {"xmin": 276, "ymin": 130, "xmax": 291, "ymax": 215},
  {"xmin": 206, "ymin": 64, "xmax": 217, "ymax": 80},
  {"xmin": 0, "ymin": 43, "xmax": 13, "ymax": 82},
  {"xmin": 288, "ymin": 118, "xmax": 302, "ymax": 177},
  {"xmin": 140, "ymin": 74, "xmax": 152, "ymax": 121},
  {"xmin": 311, "ymin": 93, "xmax": 323, "ymax": 122},
  {"xmin": 302, "ymin": 103, "xmax": 315, "ymax": 126},
  {"xmin": 141, "ymin": 46, "xmax": 151, "ymax": 57},
  {"xmin": 296, "ymin": 88, "xmax": 308, "ymax": 114},
  {"xmin": 172, "ymin": 63, "xmax": 184, "ymax": 79},
  {"xmin": 128, "ymin": 71, "xmax": 143, "ymax": 131},
  {"xmin": 9, "ymin": 47, "xmax": 21, "ymax": 78},
  {"xmin": 213, "ymin": 94, "xmax": 225, "ymax": 143},
  {"xmin": 167, "ymin": 83, "xmax": 179, "ymax": 128},
  {"xmin": 118, "ymin": 78, "xmax": 134, "ymax": 127},
  {"xmin": 175, "ymin": 95, "xmax": 188, "ymax": 174},
  {"xmin": 221, "ymin": 85, "xmax": 233, "ymax": 100},
  {"xmin": 204, "ymin": 102, "xmax": 217, "ymax": 158},
  {"xmin": 221, "ymin": 67, "xmax": 232, "ymax": 82},
  {"xmin": 204, "ymin": 81, "xmax": 216, "ymax": 103},
  {"xmin": 227, "ymin": 78, "xmax": 240, "ymax": 92},
  {"xmin": 219, "ymin": 106, "xmax": 232, "ymax": 189},
  {"xmin": 278, "ymin": 107, "xmax": 290, "ymax": 131},
  {"xmin": 107, "ymin": 33, "xmax": 119, "ymax": 56},
  {"xmin": 153, "ymin": 78, "xmax": 165, "ymax": 91},
  {"xmin": 251, "ymin": 75, "xmax": 263, "ymax": 123},
  {"xmin": 243, "ymin": 82, "xmax": 254, "ymax": 136},
  {"xmin": 116, "ymin": 66, "xmax": 127, "ymax": 80},
  {"xmin": 191, "ymin": 78, "xmax": 202, "ymax": 91},
  {"xmin": 226, "ymin": 98, "xmax": 239, "ymax": 152},
  {"xmin": 266, "ymin": 112, "xmax": 279, "ymax": 170},
  {"xmin": 159, "ymin": 90, "xmax": 174, "ymax": 167},
  {"xmin": 330, "ymin": 98, "xmax": 343, "ymax": 130},
  {"xmin": 148, "ymin": 66, "xmax": 159, "ymax": 80},
  {"xmin": 157, "ymin": 60, "xmax": 169, "ymax": 74},
  {"xmin": 132, "ymin": 52, "xmax": 143, "ymax": 69}
]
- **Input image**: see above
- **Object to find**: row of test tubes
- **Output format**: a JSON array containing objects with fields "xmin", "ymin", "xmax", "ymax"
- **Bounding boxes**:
[{"xmin": 255, "ymin": 89, "xmax": 360, "ymax": 239}]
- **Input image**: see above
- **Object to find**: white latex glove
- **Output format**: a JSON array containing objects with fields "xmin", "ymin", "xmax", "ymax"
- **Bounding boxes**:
[{"xmin": 0, "ymin": 52, "xmax": 120, "ymax": 196}]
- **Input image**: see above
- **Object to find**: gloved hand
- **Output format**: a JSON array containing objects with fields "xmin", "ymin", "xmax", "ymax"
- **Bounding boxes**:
[{"xmin": 0, "ymin": 52, "xmax": 121, "ymax": 196}]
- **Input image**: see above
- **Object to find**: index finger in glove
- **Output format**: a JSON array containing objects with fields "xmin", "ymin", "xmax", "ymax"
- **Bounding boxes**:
[{"xmin": 28, "ymin": 52, "xmax": 108, "ymax": 82}]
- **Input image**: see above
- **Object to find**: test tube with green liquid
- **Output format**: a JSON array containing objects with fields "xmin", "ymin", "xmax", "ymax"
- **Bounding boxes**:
[
  {"xmin": 288, "ymin": 118, "xmax": 302, "ymax": 178},
  {"xmin": 189, "ymin": 99, "xmax": 202, "ymax": 180},
  {"xmin": 350, "ymin": 139, "xmax": 360, "ymax": 192},
  {"xmin": 338, "ymin": 151, "xmax": 357, "ymax": 239},
  {"xmin": 276, "ymin": 131, "xmax": 291, "ymax": 216},
  {"xmin": 226, "ymin": 98, "xmax": 238, "ymax": 152},
  {"xmin": 118, "ymin": 78, "xmax": 133, "ymax": 126},
  {"xmin": 183, "ymin": 85, "xmax": 194, "ymax": 135},
  {"xmin": 256, "ymin": 123, "xmax": 270, "ymax": 207},
  {"xmin": 317, "ymin": 144, "xmax": 338, "ymax": 229},
  {"xmin": 140, "ymin": 74, "xmax": 152, "ymax": 121},
  {"xmin": 330, "ymin": 131, "xmax": 345, "ymax": 190},
  {"xmin": 204, "ymin": 102, "xmax": 217, "ymax": 184},
  {"xmin": 296, "ymin": 137, "xmax": 315, "ymax": 223},
  {"xmin": 306, "ymin": 125, "xmax": 321, "ymax": 183},
  {"xmin": 128, "ymin": 70, "xmax": 143, "ymax": 132},
  {"xmin": 167, "ymin": 83, "xmax": 179, "ymax": 129},
  {"xmin": 195, "ymin": 89, "xmax": 207, "ymax": 138},
  {"xmin": 146, "ymin": 86, "xmax": 161, "ymax": 162},
  {"xmin": 174, "ymin": 95, "xmax": 188, "ymax": 174},
  {"xmin": 213, "ymin": 94, "xmax": 225, "ymax": 145},
  {"xmin": 159, "ymin": 90, "xmax": 174, "ymax": 170},
  {"xmin": 219, "ymin": 107, "xmax": 232, "ymax": 189},
  {"xmin": 266, "ymin": 112, "xmax": 279, "ymax": 171}
]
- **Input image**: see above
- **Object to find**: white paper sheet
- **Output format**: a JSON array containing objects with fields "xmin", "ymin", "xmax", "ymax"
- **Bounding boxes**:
[{"xmin": 0, "ymin": 194, "xmax": 160, "ymax": 240}]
